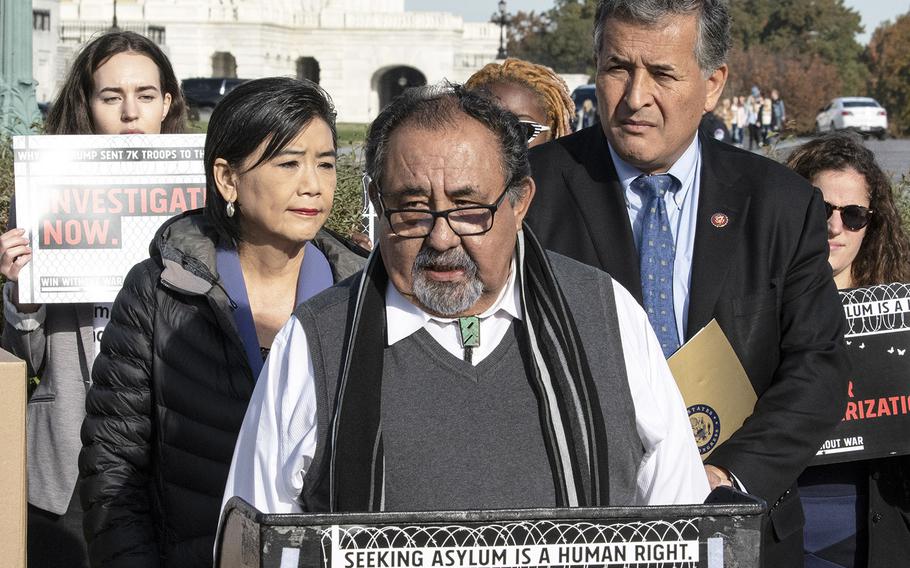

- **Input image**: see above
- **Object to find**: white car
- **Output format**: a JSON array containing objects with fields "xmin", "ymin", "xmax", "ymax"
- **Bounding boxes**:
[{"xmin": 816, "ymin": 97, "xmax": 888, "ymax": 139}]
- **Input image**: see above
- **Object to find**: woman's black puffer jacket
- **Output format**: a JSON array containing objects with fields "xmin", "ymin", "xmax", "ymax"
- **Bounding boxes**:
[{"xmin": 79, "ymin": 210, "xmax": 366, "ymax": 567}]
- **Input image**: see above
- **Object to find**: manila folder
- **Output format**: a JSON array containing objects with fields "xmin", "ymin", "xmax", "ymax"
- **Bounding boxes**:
[{"xmin": 667, "ymin": 319, "xmax": 757, "ymax": 459}]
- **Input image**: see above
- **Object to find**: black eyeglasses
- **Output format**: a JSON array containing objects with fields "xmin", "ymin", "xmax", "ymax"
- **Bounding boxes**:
[
  {"xmin": 825, "ymin": 202, "xmax": 873, "ymax": 231},
  {"xmin": 377, "ymin": 186, "xmax": 511, "ymax": 238},
  {"xmin": 518, "ymin": 120, "xmax": 551, "ymax": 143}
]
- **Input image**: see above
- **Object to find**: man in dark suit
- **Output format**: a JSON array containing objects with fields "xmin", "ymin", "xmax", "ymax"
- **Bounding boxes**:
[{"xmin": 526, "ymin": 1, "xmax": 849, "ymax": 565}]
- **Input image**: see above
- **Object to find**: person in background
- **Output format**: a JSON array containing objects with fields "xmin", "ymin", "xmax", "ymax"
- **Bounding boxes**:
[
  {"xmin": 770, "ymin": 89, "xmax": 786, "ymax": 134},
  {"xmin": 746, "ymin": 94, "xmax": 761, "ymax": 150},
  {"xmin": 787, "ymin": 132, "xmax": 910, "ymax": 567},
  {"xmin": 728, "ymin": 95, "xmax": 740, "ymax": 145},
  {"xmin": 578, "ymin": 98, "xmax": 598, "ymax": 130},
  {"xmin": 760, "ymin": 95, "xmax": 773, "ymax": 145},
  {"xmin": 79, "ymin": 77, "xmax": 366, "ymax": 567},
  {"xmin": 466, "ymin": 57, "xmax": 575, "ymax": 148},
  {"xmin": 732, "ymin": 95, "xmax": 747, "ymax": 146},
  {"xmin": 719, "ymin": 97, "xmax": 733, "ymax": 138},
  {"xmin": 0, "ymin": 30, "xmax": 186, "ymax": 568}
]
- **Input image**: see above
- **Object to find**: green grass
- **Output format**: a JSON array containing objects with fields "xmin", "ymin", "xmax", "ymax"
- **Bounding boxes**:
[
  {"xmin": 326, "ymin": 145, "xmax": 367, "ymax": 238},
  {"xmin": 327, "ymin": 124, "xmax": 370, "ymax": 239},
  {"xmin": 337, "ymin": 123, "xmax": 369, "ymax": 147},
  {"xmin": 182, "ymin": 120, "xmax": 366, "ymax": 146},
  {"xmin": 185, "ymin": 120, "xmax": 208, "ymax": 134},
  {"xmin": 180, "ymin": 120, "xmax": 366, "ymax": 143},
  {"xmin": 0, "ymin": 136, "xmax": 12, "ymax": 234}
]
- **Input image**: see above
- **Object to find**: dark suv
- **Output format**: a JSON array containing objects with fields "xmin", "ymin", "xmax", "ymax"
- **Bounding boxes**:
[
  {"xmin": 571, "ymin": 84, "xmax": 598, "ymax": 131},
  {"xmin": 181, "ymin": 78, "xmax": 249, "ymax": 119}
]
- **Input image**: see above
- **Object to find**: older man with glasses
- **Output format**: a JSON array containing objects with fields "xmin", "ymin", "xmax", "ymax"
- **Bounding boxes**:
[{"xmin": 221, "ymin": 84, "xmax": 708, "ymax": 516}]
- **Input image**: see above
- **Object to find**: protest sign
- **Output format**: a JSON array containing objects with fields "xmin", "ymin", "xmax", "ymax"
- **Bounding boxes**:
[
  {"xmin": 12, "ymin": 134, "xmax": 205, "ymax": 303},
  {"xmin": 810, "ymin": 282, "xmax": 910, "ymax": 466}
]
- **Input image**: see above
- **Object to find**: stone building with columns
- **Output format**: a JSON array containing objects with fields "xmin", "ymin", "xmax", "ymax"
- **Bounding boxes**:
[{"xmin": 33, "ymin": 0, "xmax": 501, "ymax": 122}]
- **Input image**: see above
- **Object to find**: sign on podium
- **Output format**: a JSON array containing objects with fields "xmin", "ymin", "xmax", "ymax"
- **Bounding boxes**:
[{"xmin": 216, "ymin": 489, "xmax": 764, "ymax": 568}]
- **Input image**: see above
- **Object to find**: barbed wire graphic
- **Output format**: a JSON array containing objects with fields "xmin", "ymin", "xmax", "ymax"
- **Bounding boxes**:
[
  {"xmin": 841, "ymin": 283, "xmax": 910, "ymax": 337},
  {"xmin": 320, "ymin": 519, "xmax": 699, "ymax": 568}
]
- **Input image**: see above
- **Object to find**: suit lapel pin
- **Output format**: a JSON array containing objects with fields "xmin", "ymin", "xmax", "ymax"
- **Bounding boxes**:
[{"xmin": 711, "ymin": 213, "xmax": 729, "ymax": 228}]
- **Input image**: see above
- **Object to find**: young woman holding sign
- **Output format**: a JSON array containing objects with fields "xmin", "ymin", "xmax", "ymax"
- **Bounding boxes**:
[
  {"xmin": 0, "ymin": 31, "xmax": 186, "ymax": 567},
  {"xmin": 787, "ymin": 132, "xmax": 910, "ymax": 567},
  {"xmin": 79, "ymin": 77, "xmax": 367, "ymax": 567}
]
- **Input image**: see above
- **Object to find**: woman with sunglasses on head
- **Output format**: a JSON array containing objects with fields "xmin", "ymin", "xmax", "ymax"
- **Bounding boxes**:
[
  {"xmin": 787, "ymin": 131, "xmax": 910, "ymax": 568},
  {"xmin": 0, "ymin": 30, "xmax": 186, "ymax": 567},
  {"xmin": 466, "ymin": 58, "xmax": 575, "ymax": 148},
  {"xmin": 79, "ymin": 77, "xmax": 366, "ymax": 567}
]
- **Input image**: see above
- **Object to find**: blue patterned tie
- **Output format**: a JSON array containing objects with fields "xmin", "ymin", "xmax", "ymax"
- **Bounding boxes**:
[{"xmin": 634, "ymin": 174, "xmax": 680, "ymax": 357}]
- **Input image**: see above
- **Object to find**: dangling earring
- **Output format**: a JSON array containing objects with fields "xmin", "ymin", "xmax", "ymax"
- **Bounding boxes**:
[{"xmin": 226, "ymin": 200, "xmax": 235, "ymax": 218}]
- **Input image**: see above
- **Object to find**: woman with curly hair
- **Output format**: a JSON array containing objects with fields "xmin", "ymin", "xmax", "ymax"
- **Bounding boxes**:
[
  {"xmin": 466, "ymin": 57, "xmax": 575, "ymax": 148},
  {"xmin": 787, "ymin": 132, "xmax": 910, "ymax": 289},
  {"xmin": 787, "ymin": 131, "xmax": 910, "ymax": 567}
]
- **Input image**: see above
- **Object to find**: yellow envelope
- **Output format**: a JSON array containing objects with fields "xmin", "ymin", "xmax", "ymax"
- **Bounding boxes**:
[{"xmin": 668, "ymin": 319, "xmax": 758, "ymax": 459}]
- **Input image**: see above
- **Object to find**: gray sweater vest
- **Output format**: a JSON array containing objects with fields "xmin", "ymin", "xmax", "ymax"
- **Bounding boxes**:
[
  {"xmin": 381, "ymin": 326, "xmax": 554, "ymax": 510},
  {"xmin": 295, "ymin": 252, "xmax": 644, "ymax": 511}
]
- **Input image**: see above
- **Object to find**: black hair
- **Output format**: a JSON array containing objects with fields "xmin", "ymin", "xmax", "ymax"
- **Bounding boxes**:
[{"xmin": 203, "ymin": 77, "xmax": 337, "ymax": 245}]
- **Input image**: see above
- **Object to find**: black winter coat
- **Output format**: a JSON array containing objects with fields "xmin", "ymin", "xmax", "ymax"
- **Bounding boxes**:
[{"xmin": 79, "ymin": 210, "xmax": 366, "ymax": 567}]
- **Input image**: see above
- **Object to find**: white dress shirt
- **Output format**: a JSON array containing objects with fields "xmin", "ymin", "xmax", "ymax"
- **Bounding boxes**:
[{"xmin": 222, "ymin": 266, "xmax": 710, "ymax": 516}]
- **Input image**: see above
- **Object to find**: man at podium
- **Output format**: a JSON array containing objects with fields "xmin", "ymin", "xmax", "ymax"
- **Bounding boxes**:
[{"xmin": 222, "ymin": 84, "xmax": 709, "ymax": 515}]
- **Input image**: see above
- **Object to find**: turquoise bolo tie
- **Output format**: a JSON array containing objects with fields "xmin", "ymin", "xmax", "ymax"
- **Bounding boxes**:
[
  {"xmin": 458, "ymin": 316, "xmax": 480, "ymax": 363},
  {"xmin": 633, "ymin": 174, "xmax": 680, "ymax": 358}
]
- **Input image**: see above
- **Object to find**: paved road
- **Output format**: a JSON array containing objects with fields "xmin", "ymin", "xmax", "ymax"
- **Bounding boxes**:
[
  {"xmin": 770, "ymin": 136, "xmax": 909, "ymax": 182},
  {"xmin": 855, "ymin": 138, "xmax": 909, "ymax": 181}
]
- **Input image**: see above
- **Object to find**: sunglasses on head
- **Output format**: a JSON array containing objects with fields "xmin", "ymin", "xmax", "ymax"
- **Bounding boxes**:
[
  {"xmin": 825, "ymin": 201, "xmax": 873, "ymax": 231},
  {"xmin": 517, "ymin": 120, "xmax": 551, "ymax": 143}
]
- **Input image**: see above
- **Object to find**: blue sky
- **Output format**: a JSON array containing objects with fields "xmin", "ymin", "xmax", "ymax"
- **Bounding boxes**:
[{"xmin": 404, "ymin": 0, "xmax": 909, "ymax": 44}]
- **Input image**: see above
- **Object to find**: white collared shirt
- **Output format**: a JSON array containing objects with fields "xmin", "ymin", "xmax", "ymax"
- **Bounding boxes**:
[
  {"xmin": 386, "ymin": 260, "xmax": 521, "ymax": 365},
  {"xmin": 221, "ymin": 268, "xmax": 710, "ymax": 516}
]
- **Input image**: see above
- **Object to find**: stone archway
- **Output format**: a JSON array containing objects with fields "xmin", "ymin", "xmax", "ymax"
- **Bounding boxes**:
[
  {"xmin": 212, "ymin": 52, "xmax": 237, "ymax": 78},
  {"xmin": 374, "ymin": 66, "xmax": 427, "ymax": 110},
  {"xmin": 296, "ymin": 57, "xmax": 320, "ymax": 84}
]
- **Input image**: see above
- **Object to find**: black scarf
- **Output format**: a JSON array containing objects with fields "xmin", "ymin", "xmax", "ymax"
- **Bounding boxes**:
[{"xmin": 329, "ymin": 227, "xmax": 610, "ymax": 511}]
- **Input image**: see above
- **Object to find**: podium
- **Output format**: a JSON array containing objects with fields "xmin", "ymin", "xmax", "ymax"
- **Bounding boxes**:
[{"xmin": 216, "ymin": 490, "xmax": 765, "ymax": 568}]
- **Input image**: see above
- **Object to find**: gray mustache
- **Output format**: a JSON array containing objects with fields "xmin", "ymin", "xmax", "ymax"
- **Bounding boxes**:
[{"xmin": 413, "ymin": 246, "xmax": 477, "ymax": 275}]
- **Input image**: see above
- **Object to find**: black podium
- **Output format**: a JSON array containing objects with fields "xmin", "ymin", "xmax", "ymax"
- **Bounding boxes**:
[{"xmin": 216, "ymin": 490, "xmax": 764, "ymax": 568}]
